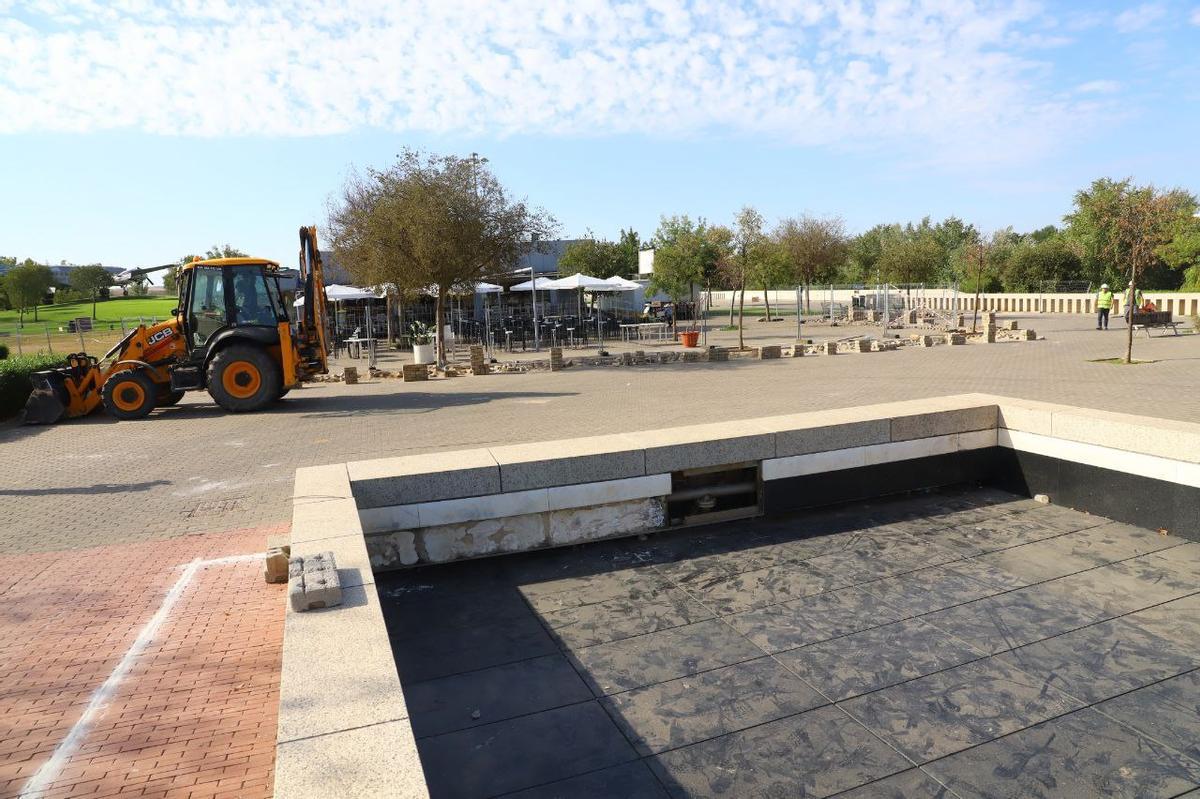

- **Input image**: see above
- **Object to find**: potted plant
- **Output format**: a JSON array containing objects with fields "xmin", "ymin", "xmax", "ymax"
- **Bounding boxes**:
[{"xmin": 410, "ymin": 321, "xmax": 435, "ymax": 364}]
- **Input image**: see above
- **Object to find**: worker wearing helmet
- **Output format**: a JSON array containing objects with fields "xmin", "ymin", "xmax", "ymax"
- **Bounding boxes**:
[{"xmin": 1095, "ymin": 283, "xmax": 1113, "ymax": 329}]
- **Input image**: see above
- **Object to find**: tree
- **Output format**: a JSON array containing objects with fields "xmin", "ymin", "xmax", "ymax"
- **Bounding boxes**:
[
  {"xmin": 70, "ymin": 264, "xmax": 114, "ymax": 318},
  {"xmin": 129, "ymin": 277, "xmax": 150, "ymax": 297},
  {"xmin": 1000, "ymin": 236, "xmax": 1083, "ymax": 292},
  {"xmin": 647, "ymin": 216, "xmax": 725, "ymax": 330},
  {"xmin": 729, "ymin": 206, "xmax": 769, "ymax": 349},
  {"xmin": 6, "ymin": 260, "xmax": 54, "ymax": 323},
  {"xmin": 328, "ymin": 149, "xmax": 556, "ymax": 365},
  {"xmin": 844, "ymin": 225, "xmax": 890, "ymax": 283},
  {"xmin": 775, "ymin": 215, "xmax": 849, "ymax": 312},
  {"xmin": 877, "ymin": 226, "xmax": 943, "ymax": 288},
  {"xmin": 1064, "ymin": 177, "xmax": 1196, "ymax": 289},
  {"xmin": 558, "ymin": 234, "xmax": 626, "ymax": 279},
  {"xmin": 615, "ymin": 228, "xmax": 640, "ymax": 277},
  {"xmin": 1064, "ymin": 178, "xmax": 1194, "ymax": 362}
]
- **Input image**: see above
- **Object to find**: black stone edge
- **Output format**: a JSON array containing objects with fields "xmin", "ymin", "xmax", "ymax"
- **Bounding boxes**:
[{"xmin": 762, "ymin": 447, "xmax": 1199, "ymax": 543}]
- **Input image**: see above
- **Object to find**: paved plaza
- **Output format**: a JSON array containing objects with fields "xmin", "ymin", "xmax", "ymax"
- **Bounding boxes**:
[
  {"xmin": 380, "ymin": 487, "xmax": 1200, "ymax": 799},
  {"xmin": 1, "ymin": 312, "xmax": 1198, "ymax": 798}
]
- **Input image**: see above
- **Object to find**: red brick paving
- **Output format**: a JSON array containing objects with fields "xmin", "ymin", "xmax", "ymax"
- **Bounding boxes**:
[{"xmin": 0, "ymin": 526, "xmax": 287, "ymax": 799}]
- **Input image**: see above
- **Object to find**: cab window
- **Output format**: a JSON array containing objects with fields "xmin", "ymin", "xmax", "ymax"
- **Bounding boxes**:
[
  {"xmin": 231, "ymin": 266, "xmax": 279, "ymax": 327},
  {"xmin": 188, "ymin": 267, "xmax": 226, "ymax": 346}
]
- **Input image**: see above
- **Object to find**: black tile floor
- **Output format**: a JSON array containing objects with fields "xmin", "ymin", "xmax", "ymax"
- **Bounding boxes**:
[{"xmin": 375, "ymin": 486, "xmax": 1200, "ymax": 799}]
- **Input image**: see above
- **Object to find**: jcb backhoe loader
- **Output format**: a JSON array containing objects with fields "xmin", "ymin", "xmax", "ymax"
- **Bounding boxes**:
[{"xmin": 25, "ymin": 226, "xmax": 329, "ymax": 423}]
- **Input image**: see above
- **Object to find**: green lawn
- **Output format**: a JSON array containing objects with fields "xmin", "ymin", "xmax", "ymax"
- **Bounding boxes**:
[{"xmin": 0, "ymin": 297, "xmax": 177, "ymax": 328}]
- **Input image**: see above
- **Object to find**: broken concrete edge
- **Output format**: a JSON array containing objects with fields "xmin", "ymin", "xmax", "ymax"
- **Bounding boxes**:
[{"xmin": 275, "ymin": 466, "xmax": 429, "ymax": 799}]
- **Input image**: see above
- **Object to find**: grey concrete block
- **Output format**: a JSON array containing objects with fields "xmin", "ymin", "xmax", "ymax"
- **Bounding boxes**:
[
  {"xmin": 890, "ymin": 404, "xmax": 998, "ymax": 442},
  {"xmin": 289, "ymin": 552, "xmax": 344, "ymax": 611},
  {"xmin": 769, "ymin": 415, "xmax": 892, "ymax": 458},
  {"xmin": 641, "ymin": 420, "xmax": 776, "ymax": 473},
  {"xmin": 490, "ymin": 434, "xmax": 646, "ymax": 492},
  {"xmin": 348, "ymin": 449, "xmax": 501, "ymax": 508}
]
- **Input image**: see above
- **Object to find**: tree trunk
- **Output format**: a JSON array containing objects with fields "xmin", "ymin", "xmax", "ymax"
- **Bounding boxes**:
[
  {"xmin": 737, "ymin": 280, "xmax": 746, "ymax": 349},
  {"xmin": 1125, "ymin": 267, "xmax": 1137, "ymax": 364},
  {"xmin": 763, "ymin": 285, "xmax": 771, "ymax": 321},
  {"xmin": 435, "ymin": 286, "xmax": 447, "ymax": 367}
]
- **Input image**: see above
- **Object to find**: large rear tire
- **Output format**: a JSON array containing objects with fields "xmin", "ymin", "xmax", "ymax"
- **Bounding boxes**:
[
  {"xmin": 102, "ymin": 370, "xmax": 158, "ymax": 420},
  {"xmin": 206, "ymin": 344, "xmax": 280, "ymax": 412}
]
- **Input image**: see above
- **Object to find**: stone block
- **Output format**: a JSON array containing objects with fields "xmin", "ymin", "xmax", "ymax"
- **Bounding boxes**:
[
  {"xmin": 621, "ymin": 352, "xmax": 634, "ymax": 365},
  {"xmin": 790, "ymin": 344, "xmax": 804, "ymax": 357},
  {"xmin": 822, "ymin": 341, "xmax": 837, "ymax": 355},
  {"xmin": 983, "ymin": 326, "xmax": 997, "ymax": 343},
  {"xmin": 291, "ymin": 533, "xmax": 375, "ymax": 589},
  {"xmin": 402, "ymin": 364, "xmax": 428, "ymax": 382},
  {"xmin": 851, "ymin": 338, "xmax": 873, "ymax": 353},
  {"xmin": 709, "ymin": 348, "xmax": 729, "ymax": 362},
  {"xmin": 1006, "ymin": 320, "xmax": 1019, "ymax": 330},
  {"xmin": 764, "ymin": 410, "xmax": 891, "ymax": 457},
  {"xmin": 955, "ymin": 314, "xmax": 965, "ymax": 328},
  {"xmin": 641, "ymin": 419, "xmax": 776, "ymax": 473},
  {"xmin": 293, "ymin": 463, "xmax": 353, "ymax": 501},
  {"xmin": 890, "ymin": 404, "xmax": 999, "ymax": 443},
  {"xmin": 682, "ymin": 350, "xmax": 700, "ymax": 362},
  {"xmin": 491, "ymin": 433, "xmax": 646, "ymax": 492},
  {"xmin": 1022, "ymin": 329, "xmax": 1037, "ymax": 340},
  {"xmin": 343, "ymin": 366, "xmax": 358, "ymax": 384},
  {"xmin": 759, "ymin": 345, "xmax": 781, "ymax": 359},
  {"xmin": 548, "ymin": 498, "xmax": 666, "ymax": 545},
  {"xmin": 290, "ymin": 496, "xmax": 362, "ymax": 544},
  {"xmin": 945, "ymin": 333, "xmax": 966, "ymax": 345},
  {"xmin": 349, "ymin": 449, "xmax": 501, "ymax": 508},
  {"xmin": 264, "ymin": 547, "xmax": 289, "ymax": 583},
  {"xmin": 917, "ymin": 335, "xmax": 934, "ymax": 347},
  {"xmin": 549, "ymin": 346, "xmax": 563, "ymax": 371},
  {"xmin": 289, "ymin": 552, "xmax": 343, "ymax": 612}
]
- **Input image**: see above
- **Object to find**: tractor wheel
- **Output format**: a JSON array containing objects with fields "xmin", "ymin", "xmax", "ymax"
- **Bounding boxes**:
[
  {"xmin": 102, "ymin": 370, "xmax": 158, "ymax": 420},
  {"xmin": 158, "ymin": 389, "xmax": 187, "ymax": 407},
  {"xmin": 207, "ymin": 344, "xmax": 280, "ymax": 413},
  {"xmin": 276, "ymin": 386, "xmax": 291, "ymax": 401}
]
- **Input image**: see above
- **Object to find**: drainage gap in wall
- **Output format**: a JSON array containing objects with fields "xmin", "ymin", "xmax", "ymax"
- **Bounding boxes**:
[{"xmin": 667, "ymin": 462, "xmax": 761, "ymax": 526}]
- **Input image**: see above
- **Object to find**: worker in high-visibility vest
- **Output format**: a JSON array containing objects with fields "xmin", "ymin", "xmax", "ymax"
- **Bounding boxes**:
[
  {"xmin": 1123, "ymin": 281, "xmax": 1144, "ymax": 324},
  {"xmin": 1095, "ymin": 283, "xmax": 1114, "ymax": 329}
]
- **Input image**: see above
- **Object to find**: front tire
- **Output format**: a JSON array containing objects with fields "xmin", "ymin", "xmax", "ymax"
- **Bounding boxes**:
[
  {"xmin": 207, "ymin": 345, "xmax": 280, "ymax": 412},
  {"xmin": 102, "ymin": 370, "xmax": 158, "ymax": 420}
]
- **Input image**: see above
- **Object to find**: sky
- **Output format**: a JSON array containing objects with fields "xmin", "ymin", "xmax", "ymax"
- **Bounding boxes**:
[{"xmin": 1, "ymin": 0, "xmax": 1198, "ymax": 277}]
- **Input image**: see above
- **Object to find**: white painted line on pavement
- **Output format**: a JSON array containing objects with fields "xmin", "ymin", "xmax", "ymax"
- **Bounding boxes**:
[{"xmin": 19, "ymin": 552, "xmax": 261, "ymax": 799}]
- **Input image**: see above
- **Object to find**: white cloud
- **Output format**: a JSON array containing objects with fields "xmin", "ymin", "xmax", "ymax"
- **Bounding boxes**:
[
  {"xmin": 1114, "ymin": 3, "xmax": 1166, "ymax": 33},
  {"xmin": 0, "ymin": 0, "xmax": 1098, "ymax": 164},
  {"xmin": 1076, "ymin": 79, "xmax": 1120, "ymax": 94},
  {"xmin": 1191, "ymin": 6, "xmax": 1200, "ymax": 25}
]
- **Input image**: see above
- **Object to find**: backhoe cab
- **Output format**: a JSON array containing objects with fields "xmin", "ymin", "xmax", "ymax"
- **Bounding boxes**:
[{"xmin": 24, "ymin": 226, "xmax": 328, "ymax": 423}]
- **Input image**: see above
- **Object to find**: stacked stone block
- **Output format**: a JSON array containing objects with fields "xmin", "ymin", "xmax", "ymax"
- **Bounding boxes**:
[
  {"xmin": 288, "ymin": 551, "xmax": 343, "ymax": 612},
  {"xmin": 549, "ymin": 347, "xmax": 564, "ymax": 371},
  {"xmin": 469, "ymin": 345, "xmax": 488, "ymax": 375},
  {"xmin": 402, "ymin": 364, "xmax": 428, "ymax": 382},
  {"xmin": 759, "ymin": 345, "xmax": 781, "ymax": 359}
]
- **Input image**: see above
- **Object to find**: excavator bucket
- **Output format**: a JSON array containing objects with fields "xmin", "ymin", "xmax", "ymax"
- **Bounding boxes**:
[{"xmin": 23, "ymin": 369, "xmax": 71, "ymax": 424}]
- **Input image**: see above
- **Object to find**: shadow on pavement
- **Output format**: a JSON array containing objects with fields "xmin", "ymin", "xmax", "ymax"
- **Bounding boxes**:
[{"xmin": 0, "ymin": 479, "xmax": 171, "ymax": 496}]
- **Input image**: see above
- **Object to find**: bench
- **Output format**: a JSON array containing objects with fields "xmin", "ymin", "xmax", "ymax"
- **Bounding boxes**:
[
  {"xmin": 1130, "ymin": 311, "xmax": 1182, "ymax": 337},
  {"xmin": 65, "ymin": 317, "xmax": 93, "ymax": 333}
]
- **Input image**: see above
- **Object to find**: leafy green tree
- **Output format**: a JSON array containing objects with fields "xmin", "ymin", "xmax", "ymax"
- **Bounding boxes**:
[
  {"xmin": 329, "ymin": 149, "xmax": 556, "ymax": 364},
  {"xmin": 775, "ymin": 215, "xmax": 849, "ymax": 312},
  {"xmin": 728, "ymin": 206, "xmax": 769, "ymax": 349},
  {"xmin": 877, "ymin": 227, "xmax": 943, "ymax": 287},
  {"xmin": 648, "ymin": 216, "xmax": 726, "ymax": 330},
  {"xmin": 1064, "ymin": 177, "xmax": 1197, "ymax": 289},
  {"xmin": 6, "ymin": 260, "xmax": 54, "ymax": 323},
  {"xmin": 558, "ymin": 234, "xmax": 626, "ymax": 278},
  {"xmin": 616, "ymin": 228, "xmax": 640, "ymax": 277},
  {"xmin": 1000, "ymin": 236, "xmax": 1083, "ymax": 292},
  {"xmin": 844, "ymin": 225, "xmax": 890, "ymax": 283},
  {"xmin": 70, "ymin": 264, "xmax": 114, "ymax": 317},
  {"xmin": 1155, "ymin": 218, "xmax": 1200, "ymax": 290}
]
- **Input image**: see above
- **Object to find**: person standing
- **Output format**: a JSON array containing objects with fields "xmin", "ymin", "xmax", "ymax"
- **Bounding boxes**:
[
  {"xmin": 1095, "ymin": 283, "xmax": 1113, "ymax": 329},
  {"xmin": 1123, "ymin": 281, "xmax": 1144, "ymax": 324}
]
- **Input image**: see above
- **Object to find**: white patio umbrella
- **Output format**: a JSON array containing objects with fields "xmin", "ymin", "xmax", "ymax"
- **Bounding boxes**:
[
  {"xmin": 509, "ymin": 277, "xmax": 554, "ymax": 349},
  {"xmin": 541, "ymin": 273, "xmax": 616, "ymax": 343},
  {"xmin": 474, "ymin": 282, "xmax": 503, "ymax": 294},
  {"xmin": 603, "ymin": 275, "xmax": 641, "ymax": 290}
]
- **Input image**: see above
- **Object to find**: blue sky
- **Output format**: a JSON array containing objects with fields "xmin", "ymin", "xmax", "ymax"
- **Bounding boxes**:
[{"xmin": 1, "ymin": 0, "xmax": 1198, "ymax": 277}]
